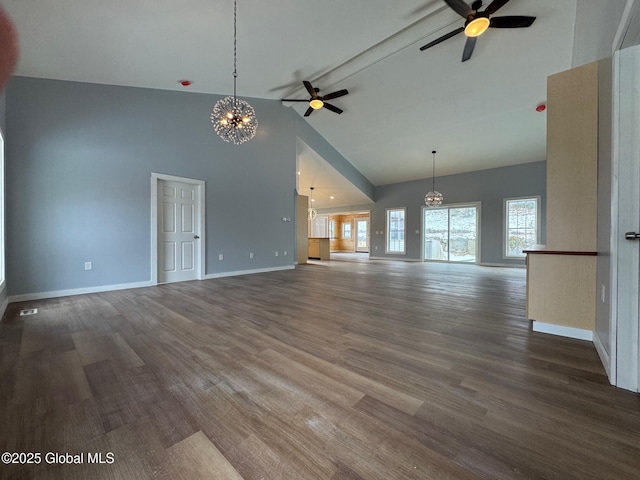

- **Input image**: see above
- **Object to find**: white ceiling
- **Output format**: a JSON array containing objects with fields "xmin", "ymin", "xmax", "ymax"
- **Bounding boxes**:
[
  {"xmin": 296, "ymin": 139, "xmax": 374, "ymax": 210},
  {"xmin": 4, "ymin": 0, "xmax": 582, "ymax": 207}
]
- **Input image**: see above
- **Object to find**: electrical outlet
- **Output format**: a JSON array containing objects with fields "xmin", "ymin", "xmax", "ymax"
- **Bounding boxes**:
[
  {"xmin": 84, "ymin": 262, "xmax": 92, "ymax": 271},
  {"xmin": 283, "ymin": 250, "xmax": 287, "ymax": 256},
  {"xmin": 250, "ymin": 252, "xmax": 254, "ymax": 259},
  {"xmin": 275, "ymin": 251, "xmax": 279, "ymax": 257},
  {"xmin": 218, "ymin": 254, "xmax": 224, "ymax": 261}
]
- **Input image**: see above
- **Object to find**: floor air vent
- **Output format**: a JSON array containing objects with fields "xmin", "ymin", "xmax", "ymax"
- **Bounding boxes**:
[{"xmin": 19, "ymin": 308, "xmax": 38, "ymax": 316}]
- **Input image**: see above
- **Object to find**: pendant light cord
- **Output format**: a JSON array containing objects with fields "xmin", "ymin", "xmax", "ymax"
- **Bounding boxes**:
[
  {"xmin": 210, "ymin": 0, "xmax": 257, "ymax": 145},
  {"xmin": 432, "ymin": 150, "xmax": 436, "ymax": 191},
  {"xmin": 233, "ymin": 0, "xmax": 237, "ymax": 104}
]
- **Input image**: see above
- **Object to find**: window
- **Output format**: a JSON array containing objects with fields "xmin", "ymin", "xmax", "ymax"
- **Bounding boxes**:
[
  {"xmin": 504, "ymin": 197, "xmax": 540, "ymax": 258},
  {"xmin": 424, "ymin": 204, "xmax": 479, "ymax": 263},
  {"xmin": 342, "ymin": 222, "xmax": 352, "ymax": 239},
  {"xmin": 386, "ymin": 208, "xmax": 406, "ymax": 254},
  {"xmin": 329, "ymin": 219, "xmax": 335, "ymax": 239}
]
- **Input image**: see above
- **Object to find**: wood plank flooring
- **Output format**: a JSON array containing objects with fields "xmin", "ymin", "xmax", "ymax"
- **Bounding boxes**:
[{"xmin": 1, "ymin": 259, "xmax": 639, "ymax": 479}]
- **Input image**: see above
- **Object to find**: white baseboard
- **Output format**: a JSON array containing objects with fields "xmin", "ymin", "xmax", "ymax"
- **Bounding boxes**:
[
  {"xmin": 480, "ymin": 262, "xmax": 526, "ymax": 268},
  {"xmin": 593, "ymin": 332, "xmax": 613, "ymax": 382},
  {"xmin": 8, "ymin": 280, "xmax": 154, "ymax": 303},
  {"xmin": 6, "ymin": 266, "xmax": 296, "ymax": 304},
  {"xmin": 369, "ymin": 256, "xmax": 421, "ymax": 262},
  {"xmin": 532, "ymin": 321, "xmax": 594, "ymax": 341},
  {"xmin": 204, "ymin": 265, "xmax": 294, "ymax": 280}
]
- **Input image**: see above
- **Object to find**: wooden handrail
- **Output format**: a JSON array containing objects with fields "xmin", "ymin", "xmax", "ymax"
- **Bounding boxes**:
[{"xmin": 523, "ymin": 250, "xmax": 597, "ymax": 256}]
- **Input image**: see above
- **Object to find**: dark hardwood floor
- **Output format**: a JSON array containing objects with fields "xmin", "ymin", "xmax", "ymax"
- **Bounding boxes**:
[{"xmin": 1, "ymin": 259, "xmax": 639, "ymax": 479}]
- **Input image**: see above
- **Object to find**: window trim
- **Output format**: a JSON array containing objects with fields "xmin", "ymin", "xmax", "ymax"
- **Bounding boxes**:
[
  {"xmin": 342, "ymin": 221, "xmax": 352, "ymax": 240},
  {"xmin": 385, "ymin": 207, "xmax": 406, "ymax": 255},
  {"xmin": 503, "ymin": 196, "xmax": 541, "ymax": 259}
]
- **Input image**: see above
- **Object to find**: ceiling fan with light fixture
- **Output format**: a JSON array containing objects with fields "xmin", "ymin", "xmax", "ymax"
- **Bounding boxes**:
[
  {"xmin": 282, "ymin": 81, "xmax": 349, "ymax": 117},
  {"xmin": 419, "ymin": 0, "xmax": 536, "ymax": 62}
]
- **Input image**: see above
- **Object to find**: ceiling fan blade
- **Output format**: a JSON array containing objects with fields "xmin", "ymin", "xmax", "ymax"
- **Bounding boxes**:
[
  {"xmin": 490, "ymin": 15, "xmax": 536, "ymax": 28},
  {"xmin": 443, "ymin": 0, "xmax": 473, "ymax": 18},
  {"xmin": 323, "ymin": 103, "xmax": 343, "ymax": 115},
  {"xmin": 303, "ymin": 81, "xmax": 317, "ymax": 98},
  {"xmin": 484, "ymin": 0, "xmax": 510, "ymax": 15},
  {"xmin": 304, "ymin": 106, "xmax": 314, "ymax": 117},
  {"xmin": 419, "ymin": 27, "xmax": 465, "ymax": 51},
  {"xmin": 461, "ymin": 36, "xmax": 477, "ymax": 62},
  {"xmin": 322, "ymin": 89, "xmax": 349, "ymax": 101},
  {"xmin": 281, "ymin": 98, "xmax": 311, "ymax": 102}
]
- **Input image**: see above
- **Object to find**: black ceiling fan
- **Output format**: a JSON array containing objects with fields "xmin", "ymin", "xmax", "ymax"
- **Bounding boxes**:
[
  {"xmin": 419, "ymin": 0, "xmax": 536, "ymax": 62},
  {"xmin": 282, "ymin": 81, "xmax": 349, "ymax": 117}
]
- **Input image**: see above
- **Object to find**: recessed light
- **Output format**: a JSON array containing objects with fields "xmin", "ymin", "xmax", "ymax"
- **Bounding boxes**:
[
  {"xmin": 330, "ymin": 196, "xmax": 335, "ymax": 199},
  {"xmin": 297, "ymin": 171, "xmax": 301, "ymax": 175},
  {"xmin": 311, "ymin": 199, "xmax": 315, "ymax": 202}
]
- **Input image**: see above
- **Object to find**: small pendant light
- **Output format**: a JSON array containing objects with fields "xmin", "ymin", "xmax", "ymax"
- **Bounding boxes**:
[
  {"xmin": 308, "ymin": 187, "xmax": 317, "ymax": 220},
  {"xmin": 425, "ymin": 150, "xmax": 444, "ymax": 207}
]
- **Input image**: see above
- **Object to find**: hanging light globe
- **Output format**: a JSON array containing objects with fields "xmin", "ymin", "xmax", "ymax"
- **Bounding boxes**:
[
  {"xmin": 210, "ymin": 0, "xmax": 257, "ymax": 145},
  {"xmin": 424, "ymin": 150, "xmax": 444, "ymax": 207},
  {"xmin": 425, "ymin": 190, "xmax": 443, "ymax": 207},
  {"xmin": 211, "ymin": 96, "xmax": 258, "ymax": 145},
  {"xmin": 308, "ymin": 186, "xmax": 317, "ymax": 220}
]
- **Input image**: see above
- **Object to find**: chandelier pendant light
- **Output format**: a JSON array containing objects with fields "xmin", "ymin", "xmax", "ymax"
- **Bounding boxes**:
[
  {"xmin": 425, "ymin": 150, "xmax": 444, "ymax": 207},
  {"xmin": 308, "ymin": 187, "xmax": 318, "ymax": 220},
  {"xmin": 210, "ymin": 0, "xmax": 258, "ymax": 145}
]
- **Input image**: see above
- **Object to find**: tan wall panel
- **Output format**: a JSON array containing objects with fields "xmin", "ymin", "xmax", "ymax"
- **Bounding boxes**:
[
  {"xmin": 328, "ymin": 213, "xmax": 369, "ymax": 252},
  {"xmin": 546, "ymin": 62, "xmax": 598, "ymax": 251},
  {"xmin": 296, "ymin": 195, "xmax": 308, "ymax": 264},
  {"xmin": 527, "ymin": 254, "xmax": 596, "ymax": 331}
]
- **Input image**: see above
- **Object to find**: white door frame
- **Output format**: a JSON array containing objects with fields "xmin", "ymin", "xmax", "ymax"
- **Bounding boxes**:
[
  {"xmin": 151, "ymin": 173, "xmax": 206, "ymax": 285},
  {"xmin": 355, "ymin": 217, "xmax": 370, "ymax": 253},
  {"xmin": 611, "ymin": 46, "xmax": 640, "ymax": 392}
]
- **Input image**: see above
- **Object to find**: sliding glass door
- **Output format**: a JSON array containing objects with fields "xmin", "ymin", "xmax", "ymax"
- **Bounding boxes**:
[{"xmin": 423, "ymin": 204, "xmax": 479, "ymax": 263}]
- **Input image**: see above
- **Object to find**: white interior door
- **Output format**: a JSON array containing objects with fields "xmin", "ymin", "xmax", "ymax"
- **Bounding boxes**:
[
  {"xmin": 614, "ymin": 45, "xmax": 640, "ymax": 392},
  {"xmin": 158, "ymin": 179, "xmax": 200, "ymax": 284}
]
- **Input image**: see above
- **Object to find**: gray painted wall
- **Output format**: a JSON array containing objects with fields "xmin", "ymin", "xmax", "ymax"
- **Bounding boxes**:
[
  {"xmin": 5, "ymin": 76, "xmax": 342, "ymax": 296},
  {"xmin": 321, "ymin": 162, "xmax": 546, "ymax": 265},
  {"xmin": 3, "ymin": 76, "xmax": 546, "ymax": 297}
]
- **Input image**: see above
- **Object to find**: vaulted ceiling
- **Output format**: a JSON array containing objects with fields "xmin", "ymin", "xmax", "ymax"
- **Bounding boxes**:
[{"xmin": 2, "ymin": 1, "xmax": 629, "ymax": 208}]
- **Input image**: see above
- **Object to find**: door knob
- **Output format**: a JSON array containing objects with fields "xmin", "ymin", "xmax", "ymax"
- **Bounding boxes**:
[
  {"xmin": 625, "ymin": 232, "xmax": 640, "ymax": 240},
  {"xmin": 194, "ymin": 235, "xmax": 200, "ymax": 239}
]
